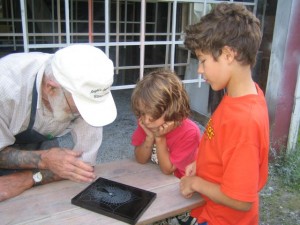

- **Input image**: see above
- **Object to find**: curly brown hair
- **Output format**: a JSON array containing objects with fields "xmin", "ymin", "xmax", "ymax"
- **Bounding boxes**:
[
  {"xmin": 184, "ymin": 3, "xmax": 261, "ymax": 68},
  {"xmin": 131, "ymin": 69, "xmax": 190, "ymax": 122}
]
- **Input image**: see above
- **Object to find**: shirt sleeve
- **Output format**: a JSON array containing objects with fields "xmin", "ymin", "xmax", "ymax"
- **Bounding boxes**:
[
  {"xmin": 131, "ymin": 123, "xmax": 146, "ymax": 146},
  {"xmin": 0, "ymin": 117, "xmax": 15, "ymax": 151},
  {"xmin": 169, "ymin": 126, "xmax": 200, "ymax": 176},
  {"xmin": 70, "ymin": 117, "xmax": 103, "ymax": 165}
]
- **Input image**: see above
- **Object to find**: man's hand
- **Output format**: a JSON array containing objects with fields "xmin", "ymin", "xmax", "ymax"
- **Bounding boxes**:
[
  {"xmin": 40, "ymin": 148, "xmax": 96, "ymax": 183},
  {"xmin": 0, "ymin": 171, "xmax": 33, "ymax": 202}
]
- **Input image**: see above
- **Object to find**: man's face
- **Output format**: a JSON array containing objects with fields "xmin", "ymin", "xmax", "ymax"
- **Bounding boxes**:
[
  {"xmin": 62, "ymin": 90, "xmax": 80, "ymax": 117},
  {"xmin": 47, "ymin": 88, "xmax": 79, "ymax": 121}
]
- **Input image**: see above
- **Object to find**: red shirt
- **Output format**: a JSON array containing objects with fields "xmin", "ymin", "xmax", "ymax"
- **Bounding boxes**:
[
  {"xmin": 131, "ymin": 118, "xmax": 201, "ymax": 178},
  {"xmin": 191, "ymin": 84, "xmax": 269, "ymax": 225}
]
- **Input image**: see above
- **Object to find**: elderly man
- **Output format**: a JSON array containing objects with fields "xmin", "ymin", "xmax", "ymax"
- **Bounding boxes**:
[{"xmin": 0, "ymin": 44, "xmax": 117, "ymax": 201}]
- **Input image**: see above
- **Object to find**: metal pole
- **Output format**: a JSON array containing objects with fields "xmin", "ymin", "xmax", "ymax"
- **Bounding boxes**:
[
  {"xmin": 170, "ymin": 0, "xmax": 177, "ymax": 70},
  {"xmin": 57, "ymin": 0, "xmax": 61, "ymax": 44},
  {"xmin": 10, "ymin": 0, "xmax": 16, "ymax": 50},
  {"xmin": 20, "ymin": 0, "xmax": 29, "ymax": 52},
  {"xmin": 88, "ymin": 0, "xmax": 94, "ymax": 43},
  {"xmin": 105, "ymin": 0, "xmax": 110, "ymax": 55},
  {"xmin": 140, "ymin": 0, "xmax": 146, "ymax": 80},
  {"xmin": 165, "ymin": 2, "xmax": 171, "ymax": 67},
  {"xmin": 116, "ymin": 0, "xmax": 120, "ymax": 74},
  {"xmin": 64, "ymin": 0, "xmax": 70, "ymax": 45}
]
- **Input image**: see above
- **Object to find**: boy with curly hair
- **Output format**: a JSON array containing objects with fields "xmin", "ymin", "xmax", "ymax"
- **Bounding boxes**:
[
  {"xmin": 131, "ymin": 69, "xmax": 201, "ymax": 179},
  {"xmin": 180, "ymin": 3, "xmax": 269, "ymax": 225}
]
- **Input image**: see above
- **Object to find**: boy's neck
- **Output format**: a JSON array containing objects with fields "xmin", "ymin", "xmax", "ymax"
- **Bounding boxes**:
[{"xmin": 226, "ymin": 66, "xmax": 257, "ymax": 97}]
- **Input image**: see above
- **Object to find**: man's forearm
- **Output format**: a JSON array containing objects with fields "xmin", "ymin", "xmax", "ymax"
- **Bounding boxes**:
[
  {"xmin": 0, "ymin": 147, "xmax": 62, "ymax": 184},
  {"xmin": 39, "ymin": 169, "xmax": 63, "ymax": 184},
  {"xmin": 0, "ymin": 146, "xmax": 41, "ymax": 169}
]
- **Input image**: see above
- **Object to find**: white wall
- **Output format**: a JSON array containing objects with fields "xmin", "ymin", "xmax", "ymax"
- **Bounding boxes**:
[{"xmin": 184, "ymin": 58, "xmax": 210, "ymax": 117}]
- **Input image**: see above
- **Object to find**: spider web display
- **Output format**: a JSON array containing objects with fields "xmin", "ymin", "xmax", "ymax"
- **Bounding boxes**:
[{"xmin": 71, "ymin": 177, "xmax": 156, "ymax": 225}]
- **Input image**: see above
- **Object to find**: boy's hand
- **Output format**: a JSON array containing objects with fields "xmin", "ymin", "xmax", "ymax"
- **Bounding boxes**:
[
  {"xmin": 180, "ymin": 176, "xmax": 195, "ymax": 198},
  {"xmin": 138, "ymin": 118, "xmax": 155, "ymax": 139},
  {"xmin": 155, "ymin": 121, "xmax": 177, "ymax": 137}
]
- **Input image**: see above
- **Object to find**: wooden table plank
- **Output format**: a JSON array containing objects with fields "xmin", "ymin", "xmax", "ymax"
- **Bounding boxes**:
[{"xmin": 0, "ymin": 158, "xmax": 204, "ymax": 225}]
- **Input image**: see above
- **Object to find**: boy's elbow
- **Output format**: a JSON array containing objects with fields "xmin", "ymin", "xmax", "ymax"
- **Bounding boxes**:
[
  {"xmin": 160, "ymin": 166, "xmax": 175, "ymax": 176},
  {"xmin": 136, "ymin": 158, "xmax": 148, "ymax": 164},
  {"xmin": 134, "ymin": 153, "xmax": 149, "ymax": 164},
  {"xmin": 236, "ymin": 202, "xmax": 252, "ymax": 211},
  {"xmin": 161, "ymin": 169, "xmax": 172, "ymax": 175}
]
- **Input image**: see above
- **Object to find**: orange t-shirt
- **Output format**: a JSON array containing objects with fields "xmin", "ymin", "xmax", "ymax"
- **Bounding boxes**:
[{"xmin": 191, "ymin": 84, "xmax": 269, "ymax": 225}]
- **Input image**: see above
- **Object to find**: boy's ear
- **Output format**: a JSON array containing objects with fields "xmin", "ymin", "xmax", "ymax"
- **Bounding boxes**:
[{"xmin": 222, "ymin": 46, "xmax": 236, "ymax": 63}]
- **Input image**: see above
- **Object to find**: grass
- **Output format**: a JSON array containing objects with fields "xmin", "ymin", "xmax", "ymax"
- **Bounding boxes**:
[{"xmin": 260, "ymin": 145, "xmax": 300, "ymax": 225}]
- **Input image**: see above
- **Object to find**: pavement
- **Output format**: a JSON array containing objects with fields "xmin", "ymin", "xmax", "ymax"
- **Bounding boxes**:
[{"xmin": 96, "ymin": 89, "xmax": 136, "ymax": 163}]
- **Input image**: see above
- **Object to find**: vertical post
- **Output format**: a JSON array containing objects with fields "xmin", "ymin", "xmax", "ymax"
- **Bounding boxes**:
[
  {"xmin": 105, "ymin": 0, "xmax": 110, "ymax": 55},
  {"xmin": 139, "ymin": 0, "xmax": 146, "ymax": 80},
  {"xmin": 287, "ymin": 65, "xmax": 300, "ymax": 153},
  {"xmin": 165, "ymin": 2, "xmax": 171, "ymax": 67},
  {"xmin": 64, "ymin": 0, "xmax": 70, "ymax": 45},
  {"xmin": 170, "ymin": 0, "xmax": 177, "ymax": 70},
  {"xmin": 51, "ymin": 0, "xmax": 55, "ymax": 43},
  {"xmin": 57, "ymin": 0, "xmax": 61, "ymax": 44},
  {"xmin": 20, "ymin": 0, "xmax": 29, "ymax": 52},
  {"xmin": 11, "ymin": 0, "xmax": 16, "ymax": 50},
  {"xmin": 116, "ymin": 0, "xmax": 120, "ymax": 74},
  {"xmin": 88, "ymin": 0, "xmax": 94, "ymax": 43}
]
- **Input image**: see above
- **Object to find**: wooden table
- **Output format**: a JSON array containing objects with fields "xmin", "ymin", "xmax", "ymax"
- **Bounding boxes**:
[{"xmin": 1, "ymin": 158, "xmax": 204, "ymax": 225}]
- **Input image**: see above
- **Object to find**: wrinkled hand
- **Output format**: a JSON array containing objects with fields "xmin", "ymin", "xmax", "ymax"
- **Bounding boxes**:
[
  {"xmin": 41, "ymin": 148, "xmax": 96, "ymax": 183},
  {"xmin": 0, "ymin": 171, "xmax": 33, "ymax": 202},
  {"xmin": 185, "ymin": 161, "xmax": 196, "ymax": 176},
  {"xmin": 180, "ymin": 176, "xmax": 195, "ymax": 199}
]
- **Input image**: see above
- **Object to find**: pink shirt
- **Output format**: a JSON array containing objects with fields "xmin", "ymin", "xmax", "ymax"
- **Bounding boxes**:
[{"xmin": 131, "ymin": 118, "xmax": 201, "ymax": 178}]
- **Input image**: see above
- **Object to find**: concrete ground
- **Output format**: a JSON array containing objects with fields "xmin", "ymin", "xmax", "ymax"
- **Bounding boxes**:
[{"xmin": 96, "ymin": 89, "xmax": 136, "ymax": 163}]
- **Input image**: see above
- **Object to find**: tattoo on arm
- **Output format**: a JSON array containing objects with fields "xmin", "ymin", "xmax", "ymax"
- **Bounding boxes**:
[
  {"xmin": 0, "ymin": 147, "xmax": 41, "ymax": 169},
  {"xmin": 40, "ymin": 170, "xmax": 62, "ymax": 184}
]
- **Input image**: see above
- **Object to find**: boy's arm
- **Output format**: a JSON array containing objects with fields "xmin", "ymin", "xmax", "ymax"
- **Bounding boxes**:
[
  {"xmin": 134, "ymin": 135, "xmax": 154, "ymax": 164},
  {"xmin": 134, "ymin": 118, "xmax": 155, "ymax": 164},
  {"xmin": 180, "ymin": 176, "xmax": 252, "ymax": 211},
  {"xmin": 155, "ymin": 136, "xmax": 176, "ymax": 175}
]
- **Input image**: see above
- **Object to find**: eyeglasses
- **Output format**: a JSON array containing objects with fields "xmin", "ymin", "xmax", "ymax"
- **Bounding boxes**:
[{"xmin": 62, "ymin": 89, "xmax": 81, "ymax": 120}]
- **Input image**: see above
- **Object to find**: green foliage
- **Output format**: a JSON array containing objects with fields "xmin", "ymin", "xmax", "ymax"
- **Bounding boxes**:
[{"xmin": 272, "ymin": 147, "xmax": 300, "ymax": 190}]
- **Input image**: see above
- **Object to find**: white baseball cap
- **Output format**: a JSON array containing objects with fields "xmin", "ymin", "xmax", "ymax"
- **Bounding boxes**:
[{"xmin": 51, "ymin": 44, "xmax": 117, "ymax": 127}]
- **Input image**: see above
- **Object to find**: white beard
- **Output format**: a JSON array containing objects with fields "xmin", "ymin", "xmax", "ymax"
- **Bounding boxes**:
[{"xmin": 47, "ymin": 90, "xmax": 74, "ymax": 121}]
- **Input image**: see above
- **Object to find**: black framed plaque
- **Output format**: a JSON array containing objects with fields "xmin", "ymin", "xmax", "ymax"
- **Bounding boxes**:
[{"xmin": 71, "ymin": 177, "xmax": 156, "ymax": 224}]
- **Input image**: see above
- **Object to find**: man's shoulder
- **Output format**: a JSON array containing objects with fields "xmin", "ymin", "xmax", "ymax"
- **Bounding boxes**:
[{"xmin": 1, "ymin": 52, "xmax": 51, "ymax": 62}]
